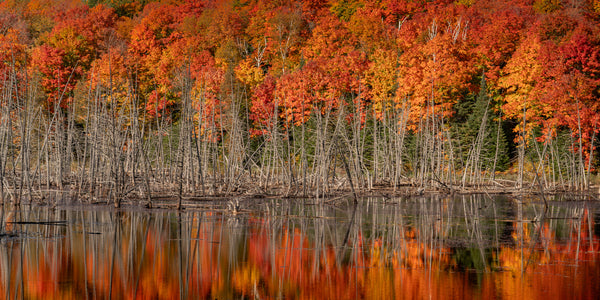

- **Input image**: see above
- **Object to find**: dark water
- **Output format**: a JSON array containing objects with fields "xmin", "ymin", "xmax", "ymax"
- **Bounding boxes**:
[{"xmin": 0, "ymin": 195, "xmax": 599, "ymax": 299}]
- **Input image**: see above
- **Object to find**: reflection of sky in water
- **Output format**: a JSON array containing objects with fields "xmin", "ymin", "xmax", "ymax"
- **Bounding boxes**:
[{"xmin": 0, "ymin": 195, "xmax": 599, "ymax": 299}]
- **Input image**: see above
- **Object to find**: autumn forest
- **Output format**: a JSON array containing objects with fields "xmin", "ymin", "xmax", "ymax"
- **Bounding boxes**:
[{"xmin": 1, "ymin": 0, "xmax": 600, "ymax": 206}]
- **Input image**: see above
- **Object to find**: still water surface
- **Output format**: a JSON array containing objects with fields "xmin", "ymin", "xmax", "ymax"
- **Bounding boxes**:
[{"xmin": 0, "ymin": 195, "xmax": 599, "ymax": 299}]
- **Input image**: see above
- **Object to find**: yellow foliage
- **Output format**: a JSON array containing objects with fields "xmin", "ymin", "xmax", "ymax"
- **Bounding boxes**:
[
  {"xmin": 232, "ymin": 264, "xmax": 261, "ymax": 295},
  {"xmin": 235, "ymin": 58, "xmax": 265, "ymax": 87},
  {"xmin": 364, "ymin": 49, "xmax": 396, "ymax": 118},
  {"xmin": 594, "ymin": 0, "xmax": 600, "ymax": 14},
  {"xmin": 455, "ymin": 0, "xmax": 473, "ymax": 6},
  {"xmin": 533, "ymin": 0, "xmax": 562, "ymax": 13}
]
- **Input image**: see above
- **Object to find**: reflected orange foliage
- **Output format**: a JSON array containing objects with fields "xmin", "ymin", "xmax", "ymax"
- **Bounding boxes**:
[{"xmin": 0, "ymin": 210, "xmax": 598, "ymax": 299}]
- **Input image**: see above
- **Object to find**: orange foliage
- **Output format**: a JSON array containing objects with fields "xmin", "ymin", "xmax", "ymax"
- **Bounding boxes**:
[
  {"xmin": 397, "ymin": 11, "xmax": 475, "ymax": 128},
  {"xmin": 30, "ymin": 3, "xmax": 116, "ymax": 110},
  {"xmin": 0, "ymin": 209, "xmax": 598, "ymax": 299},
  {"xmin": 1, "ymin": 0, "xmax": 600, "ymax": 159},
  {"xmin": 500, "ymin": 12, "xmax": 600, "ymax": 159}
]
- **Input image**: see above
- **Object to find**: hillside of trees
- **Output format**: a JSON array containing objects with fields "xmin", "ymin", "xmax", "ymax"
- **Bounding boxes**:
[{"xmin": 1, "ymin": 0, "xmax": 600, "ymax": 206}]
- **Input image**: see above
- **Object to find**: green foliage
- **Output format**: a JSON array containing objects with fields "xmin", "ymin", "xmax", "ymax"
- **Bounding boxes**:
[
  {"xmin": 454, "ymin": 0, "xmax": 473, "ymax": 7},
  {"xmin": 453, "ymin": 248, "xmax": 493, "ymax": 272},
  {"xmin": 88, "ymin": 0, "xmax": 153, "ymax": 17},
  {"xmin": 330, "ymin": 0, "xmax": 363, "ymax": 21},
  {"xmin": 533, "ymin": 0, "xmax": 562, "ymax": 13},
  {"xmin": 526, "ymin": 128, "xmax": 576, "ymax": 179},
  {"xmin": 452, "ymin": 76, "xmax": 510, "ymax": 171}
]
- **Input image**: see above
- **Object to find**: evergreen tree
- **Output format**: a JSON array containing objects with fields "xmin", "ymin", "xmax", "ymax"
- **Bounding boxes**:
[{"xmin": 453, "ymin": 76, "xmax": 510, "ymax": 173}]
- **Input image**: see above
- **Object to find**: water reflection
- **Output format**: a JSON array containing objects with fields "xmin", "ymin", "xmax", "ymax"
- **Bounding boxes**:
[{"xmin": 0, "ymin": 195, "xmax": 598, "ymax": 299}]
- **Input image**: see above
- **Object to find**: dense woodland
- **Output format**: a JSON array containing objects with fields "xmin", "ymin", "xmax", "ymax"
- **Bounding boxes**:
[{"xmin": 1, "ymin": 0, "xmax": 600, "ymax": 206}]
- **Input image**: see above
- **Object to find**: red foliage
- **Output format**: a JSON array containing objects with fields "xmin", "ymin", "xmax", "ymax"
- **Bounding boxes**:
[
  {"xmin": 396, "ymin": 7, "xmax": 476, "ymax": 128},
  {"xmin": 31, "ymin": 45, "xmax": 74, "ymax": 110},
  {"xmin": 30, "ymin": 3, "xmax": 117, "ymax": 111},
  {"xmin": 4, "ymin": 0, "xmax": 600, "ymax": 160},
  {"xmin": 250, "ymin": 76, "xmax": 277, "ymax": 135}
]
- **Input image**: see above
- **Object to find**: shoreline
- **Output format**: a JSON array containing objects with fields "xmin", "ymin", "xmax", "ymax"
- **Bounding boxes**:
[{"xmin": 2, "ymin": 180, "xmax": 598, "ymax": 211}]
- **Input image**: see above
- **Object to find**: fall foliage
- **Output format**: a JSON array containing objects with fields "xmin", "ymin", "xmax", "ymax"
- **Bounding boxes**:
[
  {"xmin": 1, "ymin": 0, "xmax": 600, "ymax": 200},
  {"xmin": 1, "ymin": 199, "xmax": 597, "ymax": 299},
  {"xmin": 5, "ymin": 0, "xmax": 594, "ymax": 127}
]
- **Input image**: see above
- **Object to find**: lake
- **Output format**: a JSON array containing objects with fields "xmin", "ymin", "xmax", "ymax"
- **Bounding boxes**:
[{"xmin": 0, "ymin": 194, "xmax": 598, "ymax": 299}]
